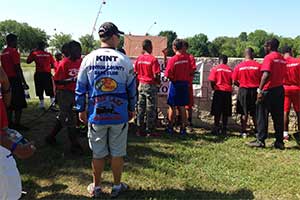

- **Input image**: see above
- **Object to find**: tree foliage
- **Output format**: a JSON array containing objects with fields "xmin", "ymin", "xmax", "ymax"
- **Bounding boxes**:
[
  {"xmin": 49, "ymin": 32, "xmax": 72, "ymax": 51},
  {"xmin": 186, "ymin": 33, "xmax": 210, "ymax": 57},
  {"xmin": 79, "ymin": 34, "xmax": 97, "ymax": 54},
  {"xmin": 158, "ymin": 30, "xmax": 177, "ymax": 56},
  {"xmin": 0, "ymin": 20, "xmax": 48, "ymax": 52}
]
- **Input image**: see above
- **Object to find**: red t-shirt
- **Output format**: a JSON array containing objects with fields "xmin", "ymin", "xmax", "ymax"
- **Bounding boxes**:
[
  {"xmin": 232, "ymin": 60, "xmax": 262, "ymax": 88},
  {"xmin": 53, "ymin": 60, "xmax": 60, "ymax": 74},
  {"xmin": 0, "ymin": 83, "xmax": 8, "ymax": 132},
  {"xmin": 208, "ymin": 64, "xmax": 233, "ymax": 92},
  {"xmin": 134, "ymin": 54, "xmax": 160, "ymax": 84},
  {"xmin": 283, "ymin": 56, "xmax": 300, "ymax": 86},
  {"xmin": 165, "ymin": 53, "xmax": 192, "ymax": 82},
  {"xmin": 53, "ymin": 57, "xmax": 82, "ymax": 91},
  {"xmin": 0, "ymin": 47, "xmax": 20, "ymax": 78},
  {"xmin": 261, "ymin": 52, "xmax": 286, "ymax": 90},
  {"xmin": 27, "ymin": 50, "xmax": 55, "ymax": 73}
]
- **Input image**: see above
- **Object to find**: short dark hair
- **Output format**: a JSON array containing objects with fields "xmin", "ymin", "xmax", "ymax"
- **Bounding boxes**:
[
  {"xmin": 142, "ymin": 39, "xmax": 152, "ymax": 52},
  {"xmin": 68, "ymin": 40, "xmax": 82, "ymax": 60},
  {"xmin": 37, "ymin": 41, "xmax": 46, "ymax": 50},
  {"xmin": 173, "ymin": 39, "xmax": 183, "ymax": 51},
  {"xmin": 61, "ymin": 42, "xmax": 70, "ymax": 57},
  {"xmin": 219, "ymin": 54, "xmax": 228, "ymax": 64},
  {"xmin": 282, "ymin": 45, "xmax": 292, "ymax": 54},
  {"xmin": 182, "ymin": 40, "xmax": 189, "ymax": 49},
  {"xmin": 269, "ymin": 38, "xmax": 280, "ymax": 50},
  {"xmin": 6, "ymin": 33, "xmax": 17, "ymax": 43},
  {"xmin": 245, "ymin": 47, "xmax": 254, "ymax": 58}
]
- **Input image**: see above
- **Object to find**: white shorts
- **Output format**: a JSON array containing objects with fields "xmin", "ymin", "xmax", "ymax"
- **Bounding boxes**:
[{"xmin": 0, "ymin": 146, "xmax": 22, "ymax": 200}]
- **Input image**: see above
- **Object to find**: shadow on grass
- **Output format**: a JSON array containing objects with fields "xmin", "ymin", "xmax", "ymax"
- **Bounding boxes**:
[
  {"xmin": 21, "ymin": 180, "xmax": 68, "ymax": 200},
  {"xmin": 35, "ymin": 188, "xmax": 254, "ymax": 200}
]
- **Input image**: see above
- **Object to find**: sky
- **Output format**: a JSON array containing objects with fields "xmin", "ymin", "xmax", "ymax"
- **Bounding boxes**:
[{"xmin": 0, "ymin": 0, "xmax": 299, "ymax": 41}]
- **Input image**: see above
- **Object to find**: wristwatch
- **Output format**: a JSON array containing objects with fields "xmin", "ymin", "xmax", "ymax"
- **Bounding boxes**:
[{"xmin": 257, "ymin": 88, "xmax": 263, "ymax": 94}]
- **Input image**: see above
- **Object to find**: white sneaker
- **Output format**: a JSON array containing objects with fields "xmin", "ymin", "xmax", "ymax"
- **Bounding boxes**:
[
  {"xmin": 39, "ymin": 101, "xmax": 45, "ymax": 109},
  {"xmin": 240, "ymin": 133, "xmax": 247, "ymax": 138},
  {"xmin": 87, "ymin": 183, "xmax": 102, "ymax": 198}
]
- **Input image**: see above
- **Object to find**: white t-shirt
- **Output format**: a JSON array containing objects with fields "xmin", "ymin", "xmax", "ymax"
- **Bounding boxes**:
[{"xmin": 0, "ymin": 145, "xmax": 22, "ymax": 200}]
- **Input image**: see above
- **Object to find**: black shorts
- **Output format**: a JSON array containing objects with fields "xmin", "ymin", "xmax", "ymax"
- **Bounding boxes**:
[
  {"xmin": 34, "ymin": 72, "xmax": 54, "ymax": 97},
  {"xmin": 237, "ymin": 87, "xmax": 257, "ymax": 116},
  {"xmin": 211, "ymin": 90, "xmax": 232, "ymax": 117},
  {"xmin": 9, "ymin": 77, "xmax": 27, "ymax": 110}
]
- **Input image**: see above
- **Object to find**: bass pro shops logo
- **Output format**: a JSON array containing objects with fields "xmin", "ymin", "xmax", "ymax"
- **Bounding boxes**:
[{"xmin": 95, "ymin": 78, "xmax": 118, "ymax": 92}]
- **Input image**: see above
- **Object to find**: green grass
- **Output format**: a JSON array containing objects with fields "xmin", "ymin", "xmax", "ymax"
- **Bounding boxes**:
[
  {"xmin": 16, "ymin": 99, "xmax": 300, "ymax": 199},
  {"xmin": 21, "ymin": 56, "xmax": 35, "ymax": 68}
]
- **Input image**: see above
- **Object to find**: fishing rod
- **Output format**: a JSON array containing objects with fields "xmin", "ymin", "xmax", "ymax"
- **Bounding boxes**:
[{"xmin": 91, "ymin": 0, "xmax": 107, "ymax": 37}]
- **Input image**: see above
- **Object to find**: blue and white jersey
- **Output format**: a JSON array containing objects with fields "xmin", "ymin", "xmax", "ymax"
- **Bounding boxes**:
[{"xmin": 75, "ymin": 48, "xmax": 136, "ymax": 125}]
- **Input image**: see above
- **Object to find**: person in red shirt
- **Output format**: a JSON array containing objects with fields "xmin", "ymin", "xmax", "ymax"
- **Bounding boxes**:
[
  {"xmin": 45, "ymin": 41, "xmax": 83, "ymax": 154},
  {"xmin": 165, "ymin": 39, "xmax": 192, "ymax": 135},
  {"xmin": 53, "ymin": 51, "xmax": 63, "ymax": 74},
  {"xmin": 282, "ymin": 46, "xmax": 300, "ymax": 141},
  {"xmin": 182, "ymin": 40, "xmax": 196, "ymax": 133},
  {"xmin": 27, "ymin": 42, "xmax": 55, "ymax": 109},
  {"xmin": 248, "ymin": 38, "xmax": 286, "ymax": 150},
  {"xmin": 232, "ymin": 48, "xmax": 262, "ymax": 137},
  {"xmin": 0, "ymin": 34, "xmax": 29, "ymax": 131},
  {"xmin": 0, "ymin": 66, "xmax": 11, "ymax": 132},
  {"xmin": 134, "ymin": 39, "xmax": 160, "ymax": 136},
  {"xmin": 208, "ymin": 55, "xmax": 233, "ymax": 135}
]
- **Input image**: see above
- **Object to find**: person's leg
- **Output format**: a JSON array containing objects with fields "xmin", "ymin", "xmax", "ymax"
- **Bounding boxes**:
[
  {"xmin": 88, "ymin": 124, "xmax": 109, "ymax": 188},
  {"xmin": 92, "ymin": 159, "xmax": 105, "ymax": 187},
  {"xmin": 251, "ymin": 113, "xmax": 258, "ymax": 134},
  {"xmin": 145, "ymin": 85, "xmax": 157, "ymax": 134},
  {"xmin": 168, "ymin": 106, "xmax": 176, "ymax": 127},
  {"xmin": 284, "ymin": 112, "xmax": 290, "ymax": 138},
  {"xmin": 35, "ymin": 72, "xmax": 45, "ymax": 108},
  {"xmin": 213, "ymin": 113, "xmax": 221, "ymax": 134},
  {"xmin": 255, "ymin": 94, "xmax": 269, "ymax": 143},
  {"xmin": 241, "ymin": 115, "xmax": 248, "ymax": 133},
  {"xmin": 179, "ymin": 106, "xmax": 187, "ymax": 135},
  {"xmin": 111, "ymin": 157, "xmax": 124, "ymax": 185},
  {"xmin": 186, "ymin": 107, "xmax": 193, "ymax": 126},
  {"xmin": 137, "ymin": 84, "xmax": 146, "ymax": 135},
  {"xmin": 109, "ymin": 123, "xmax": 128, "ymax": 186},
  {"xmin": 270, "ymin": 87, "xmax": 284, "ymax": 145},
  {"xmin": 45, "ymin": 118, "xmax": 63, "ymax": 145},
  {"xmin": 221, "ymin": 92, "xmax": 232, "ymax": 134},
  {"xmin": 283, "ymin": 94, "xmax": 291, "ymax": 139},
  {"xmin": 222, "ymin": 114, "xmax": 228, "ymax": 134}
]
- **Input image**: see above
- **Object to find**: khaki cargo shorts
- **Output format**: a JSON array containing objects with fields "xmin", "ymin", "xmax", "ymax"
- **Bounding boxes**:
[{"xmin": 88, "ymin": 123, "xmax": 128, "ymax": 159}]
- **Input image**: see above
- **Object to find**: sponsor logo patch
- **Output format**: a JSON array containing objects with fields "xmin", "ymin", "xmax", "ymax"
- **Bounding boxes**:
[{"xmin": 95, "ymin": 77, "xmax": 117, "ymax": 92}]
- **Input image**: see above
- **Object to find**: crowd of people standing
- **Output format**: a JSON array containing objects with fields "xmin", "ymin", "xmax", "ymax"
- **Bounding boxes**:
[{"xmin": 0, "ymin": 21, "xmax": 300, "ymax": 198}]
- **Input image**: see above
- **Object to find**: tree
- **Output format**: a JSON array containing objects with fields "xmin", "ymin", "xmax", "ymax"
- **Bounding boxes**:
[
  {"xmin": 49, "ymin": 32, "xmax": 72, "ymax": 51},
  {"xmin": 238, "ymin": 32, "xmax": 248, "ymax": 42},
  {"xmin": 247, "ymin": 30, "xmax": 275, "ymax": 57},
  {"xmin": 278, "ymin": 36, "xmax": 294, "ymax": 53},
  {"xmin": 185, "ymin": 33, "xmax": 210, "ymax": 57},
  {"xmin": 79, "ymin": 34, "xmax": 96, "ymax": 54},
  {"xmin": 158, "ymin": 30, "xmax": 177, "ymax": 56},
  {"xmin": 0, "ymin": 20, "xmax": 48, "ymax": 52},
  {"xmin": 293, "ymin": 36, "xmax": 300, "ymax": 56},
  {"xmin": 207, "ymin": 42, "xmax": 219, "ymax": 57}
]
